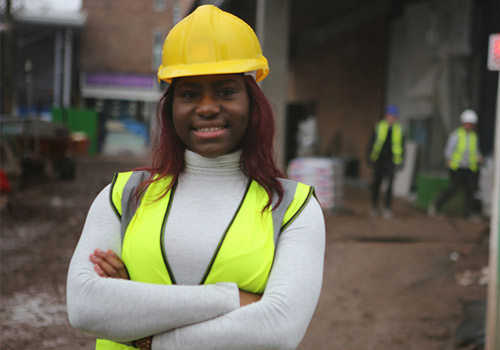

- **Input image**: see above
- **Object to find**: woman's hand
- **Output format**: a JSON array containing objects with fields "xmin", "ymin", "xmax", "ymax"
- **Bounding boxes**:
[
  {"xmin": 89, "ymin": 249, "xmax": 129, "ymax": 280},
  {"xmin": 89, "ymin": 250, "xmax": 153, "ymax": 347},
  {"xmin": 89, "ymin": 249, "xmax": 261, "ymax": 306},
  {"xmin": 239, "ymin": 290, "xmax": 262, "ymax": 306}
]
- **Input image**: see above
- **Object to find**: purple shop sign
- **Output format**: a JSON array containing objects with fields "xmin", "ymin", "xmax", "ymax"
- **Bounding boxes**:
[{"xmin": 86, "ymin": 72, "xmax": 155, "ymax": 88}]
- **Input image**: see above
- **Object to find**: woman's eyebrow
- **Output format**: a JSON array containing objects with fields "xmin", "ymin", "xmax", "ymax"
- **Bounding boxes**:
[
  {"xmin": 211, "ymin": 79, "xmax": 239, "ymax": 88},
  {"xmin": 176, "ymin": 82, "xmax": 200, "ymax": 89},
  {"xmin": 176, "ymin": 79, "xmax": 239, "ymax": 90}
]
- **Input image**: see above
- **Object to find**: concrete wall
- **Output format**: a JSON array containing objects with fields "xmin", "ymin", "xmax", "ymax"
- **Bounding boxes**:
[
  {"xmin": 288, "ymin": 18, "xmax": 388, "ymax": 181},
  {"xmin": 257, "ymin": 0, "xmax": 290, "ymax": 170},
  {"xmin": 385, "ymin": 0, "xmax": 474, "ymax": 171}
]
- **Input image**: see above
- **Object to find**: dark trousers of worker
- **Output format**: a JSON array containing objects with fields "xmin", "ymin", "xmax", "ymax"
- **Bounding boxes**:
[
  {"xmin": 435, "ymin": 168, "xmax": 477, "ymax": 217},
  {"xmin": 371, "ymin": 162, "xmax": 395, "ymax": 210}
]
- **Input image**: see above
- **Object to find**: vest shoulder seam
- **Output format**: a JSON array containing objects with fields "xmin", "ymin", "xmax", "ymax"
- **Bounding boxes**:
[{"xmin": 109, "ymin": 172, "xmax": 121, "ymax": 220}]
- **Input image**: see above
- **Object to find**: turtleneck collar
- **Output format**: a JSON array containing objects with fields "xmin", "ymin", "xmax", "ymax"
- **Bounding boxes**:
[{"xmin": 183, "ymin": 149, "xmax": 244, "ymax": 178}]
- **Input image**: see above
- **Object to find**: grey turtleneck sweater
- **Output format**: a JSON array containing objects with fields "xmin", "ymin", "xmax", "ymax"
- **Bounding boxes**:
[{"xmin": 67, "ymin": 150, "xmax": 325, "ymax": 350}]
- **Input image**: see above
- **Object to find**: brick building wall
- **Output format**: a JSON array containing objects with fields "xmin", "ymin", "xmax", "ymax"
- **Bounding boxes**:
[
  {"xmin": 288, "ymin": 18, "xmax": 388, "ymax": 181},
  {"xmin": 80, "ymin": 0, "xmax": 174, "ymax": 74}
]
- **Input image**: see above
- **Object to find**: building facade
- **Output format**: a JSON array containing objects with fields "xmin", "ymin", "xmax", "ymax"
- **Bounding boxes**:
[
  {"xmin": 0, "ymin": 8, "xmax": 85, "ymax": 118},
  {"xmin": 78, "ymin": 0, "xmax": 193, "ymax": 155}
]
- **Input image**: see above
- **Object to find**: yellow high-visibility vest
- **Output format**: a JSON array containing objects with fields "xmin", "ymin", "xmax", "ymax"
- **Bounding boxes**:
[
  {"xmin": 370, "ymin": 120, "xmax": 403, "ymax": 165},
  {"xmin": 96, "ymin": 171, "xmax": 314, "ymax": 349},
  {"xmin": 449, "ymin": 127, "xmax": 478, "ymax": 172}
]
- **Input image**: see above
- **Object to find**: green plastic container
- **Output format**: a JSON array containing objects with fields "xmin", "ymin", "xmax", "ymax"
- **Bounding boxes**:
[
  {"xmin": 415, "ymin": 172, "xmax": 464, "ymax": 214},
  {"xmin": 52, "ymin": 108, "xmax": 98, "ymax": 155}
]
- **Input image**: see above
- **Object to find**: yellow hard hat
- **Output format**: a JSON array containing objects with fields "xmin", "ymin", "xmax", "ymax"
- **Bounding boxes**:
[{"xmin": 157, "ymin": 5, "xmax": 269, "ymax": 83}]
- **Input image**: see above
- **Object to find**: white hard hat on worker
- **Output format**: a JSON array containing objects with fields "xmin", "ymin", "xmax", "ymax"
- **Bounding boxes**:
[{"xmin": 460, "ymin": 109, "xmax": 478, "ymax": 124}]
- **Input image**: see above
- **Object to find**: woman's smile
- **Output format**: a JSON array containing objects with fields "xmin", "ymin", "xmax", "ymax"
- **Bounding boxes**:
[
  {"xmin": 194, "ymin": 126, "xmax": 226, "ymax": 133},
  {"xmin": 192, "ymin": 124, "xmax": 228, "ymax": 137}
]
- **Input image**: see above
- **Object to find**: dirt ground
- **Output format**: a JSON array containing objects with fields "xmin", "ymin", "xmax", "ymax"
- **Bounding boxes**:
[{"xmin": 0, "ymin": 155, "xmax": 490, "ymax": 350}]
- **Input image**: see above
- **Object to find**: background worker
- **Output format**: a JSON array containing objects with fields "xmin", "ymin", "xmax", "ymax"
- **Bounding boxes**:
[
  {"xmin": 367, "ymin": 105, "xmax": 405, "ymax": 219},
  {"xmin": 428, "ymin": 109, "xmax": 482, "ymax": 219},
  {"xmin": 66, "ymin": 5, "xmax": 325, "ymax": 350}
]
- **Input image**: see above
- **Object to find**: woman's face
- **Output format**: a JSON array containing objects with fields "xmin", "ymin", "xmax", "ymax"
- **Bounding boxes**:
[{"xmin": 172, "ymin": 74, "xmax": 250, "ymax": 158}]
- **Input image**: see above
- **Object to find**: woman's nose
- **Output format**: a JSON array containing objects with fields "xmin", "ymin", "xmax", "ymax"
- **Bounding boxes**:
[{"xmin": 196, "ymin": 94, "xmax": 220, "ymax": 117}]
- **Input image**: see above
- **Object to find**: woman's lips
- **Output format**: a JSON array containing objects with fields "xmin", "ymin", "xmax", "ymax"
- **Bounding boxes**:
[
  {"xmin": 196, "ymin": 126, "xmax": 225, "ymax": 132},
  {"xmin": 192, "ymin": 125, "xmax": 228, "ymax": 138}
]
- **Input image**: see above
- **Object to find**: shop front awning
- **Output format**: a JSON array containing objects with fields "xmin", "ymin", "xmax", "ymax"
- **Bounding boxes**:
[
  {"xmin": 80, "ymin": 72, "xmax": 163, "ymax": 102},
  {"xmin": 14, "ymin": 11, "xmax": 87, "ymax": 28}
]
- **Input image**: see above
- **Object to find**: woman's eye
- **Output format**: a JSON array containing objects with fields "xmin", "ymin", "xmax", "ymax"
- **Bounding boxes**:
[
  {"xmin": 181, "ymin": 91, "xmax": 197, "ymax": 99},
  {"xmin": 218, "ymin": 89, "xmax": 235, "ymax": 97}
]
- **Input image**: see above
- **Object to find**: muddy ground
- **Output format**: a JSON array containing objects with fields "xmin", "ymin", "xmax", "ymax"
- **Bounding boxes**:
[{"xmin": 0, "ymin": 155, "xmax": 490, "ymax": 350}]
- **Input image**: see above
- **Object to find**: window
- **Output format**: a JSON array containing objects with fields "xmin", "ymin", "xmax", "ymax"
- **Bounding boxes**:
[
  {"xmin": 154, "ymin": 0, "xmax": 166, "ymax": 12},
  {"xmin": 153, "ymin": 30, "xmax": 165, "ymax": 70},
  {"xmin": 173, "ymin": 1, "xmax": 181, "ymax": 24}
]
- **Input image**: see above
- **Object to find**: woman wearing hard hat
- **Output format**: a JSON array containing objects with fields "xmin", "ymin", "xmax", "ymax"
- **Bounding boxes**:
[
  {"xmin": 428, "ymin": 109, "xmax": 483, "ymax": 219},
  {"xmin": 67, "ymin": 5, "xmax": 325, "ymax": 350}
]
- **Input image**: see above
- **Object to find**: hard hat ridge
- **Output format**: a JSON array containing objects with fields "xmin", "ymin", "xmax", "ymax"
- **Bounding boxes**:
[
  {"xmin": 158, "ymin": 5, "xmax": 269, "ymax": 83},
  {"xmin": 460, "ymin": 109, "xmax": 478, "ymax": 124}
]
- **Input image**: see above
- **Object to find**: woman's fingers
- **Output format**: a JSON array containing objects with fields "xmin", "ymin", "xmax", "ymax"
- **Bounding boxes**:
[
  {"xmin": 104, "ymin": 249, "xmax": 129, "ymax": 279},
  {"xmin": 89, "ymin": 249, "xmax": 130, "ymax": 280},
  {"xmin": 89, "ymin": 250, "xmax": 119, "ymax": 278},
  {"xmin": 93, "ymin": 263, "xmax": 108, "ymax": 277}
]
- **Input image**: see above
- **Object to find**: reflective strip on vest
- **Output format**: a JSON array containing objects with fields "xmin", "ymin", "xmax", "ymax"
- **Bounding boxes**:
[
  {"xmin": 111, "ymin": 171, "xmax": 152, "ymax": 241},
  {"xmin": 370, "ymin": 120, "xmax": 403, "ymax": 165},
  {"xmin": 97, "ymin": 172, "xmax": 313, "ymax": 350},
  {"xmin": 449, "ymin": 127, "xmax": 478, "ymax": 172}
]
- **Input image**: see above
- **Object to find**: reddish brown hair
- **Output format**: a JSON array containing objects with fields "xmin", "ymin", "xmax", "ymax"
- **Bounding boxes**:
[{"xmin": 135, "ymin": 74, "xmax": 285, "ymax": 209}]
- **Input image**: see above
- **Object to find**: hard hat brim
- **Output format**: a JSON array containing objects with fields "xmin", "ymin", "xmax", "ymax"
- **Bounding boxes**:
[{"xmin": 158, "ymin": 57, "xmax": 269, "ymax": 83}]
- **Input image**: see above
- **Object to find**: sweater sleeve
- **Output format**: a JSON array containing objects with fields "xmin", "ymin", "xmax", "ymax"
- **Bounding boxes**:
[
  {"xmin": 66, "ymin": 184, "xmax": 240, "ymax": 342},
  {"xmin": 444, "ymin": 131, "xmax": 458, "ymax": 161},
  {"xmin": 152, "ymin": 197, "xmax": 326, "ymax": 350}
]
